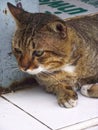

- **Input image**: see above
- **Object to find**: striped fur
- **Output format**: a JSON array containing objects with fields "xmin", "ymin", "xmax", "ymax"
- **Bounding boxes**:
[{"xmin": 7, "ymin": 3, "xmax": 98, "ymax": 108}]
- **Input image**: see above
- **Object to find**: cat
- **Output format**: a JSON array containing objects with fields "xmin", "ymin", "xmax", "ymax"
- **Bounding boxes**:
[{"xmin": 6, "ymin": 2, "xmax": 98, "ymax": 108}]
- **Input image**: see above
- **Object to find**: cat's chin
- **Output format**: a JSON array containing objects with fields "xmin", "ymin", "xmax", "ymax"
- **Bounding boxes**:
[{"xmin": 26, "ymin": 66, "xmax": 45, "ymax": 75}]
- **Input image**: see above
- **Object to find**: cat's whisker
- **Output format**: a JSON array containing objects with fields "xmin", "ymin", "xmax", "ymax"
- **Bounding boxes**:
[
  {"xmin": 41, "ymin": 71, "xmax": 62, "ymax": 85},
  {"xmin": 45, "ymin": 71, "xmax": 54, "ymax": 75},
  {"xmin": 11, "ymin": 68, "xmax": 20, "ymax": 73},
  {"xmin": 11, "ymin": 67, "xmax": 19, "ymax": 70},
  {"xmin": 9, "ymin": 66, "xmax": 20, "ymax": 71},
  {"xmin": 3, "ymin": 60, "xmax": 18, "ymax": 66},
  {"xmin": 5, "ymin": 64, "xmax": 18, "ymax": 69},
  {"xmin": 3, "ymin": 58, "xmax": 12, "ymax": 62},
  {"xmin": 7, "ymin": 61, "xmax": 18, "ymax": 65},
  {"xmin": 7, "ymin": 62, "xmax": 17, "ymax": 66},
  {"xmin": 7, "ymin": 63, "xmax": 18, "ymax": 68},
  {"xmin": 3, "ymin": 58, "xmax": 17, "ymax": 63}
]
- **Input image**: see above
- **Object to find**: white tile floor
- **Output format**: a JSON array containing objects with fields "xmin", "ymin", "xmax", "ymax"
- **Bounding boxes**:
[
  {"xmin": 0, "ymin": 86, "xmax": 98, "ymax": 130},
  {"xmin": 1, "ymin": 0, "xmax": 98, "ymax": 130}
]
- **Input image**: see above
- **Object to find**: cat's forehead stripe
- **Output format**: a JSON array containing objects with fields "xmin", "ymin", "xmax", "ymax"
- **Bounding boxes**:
[{"xmin": 25, "ymin": 37, "xmax": 33, "ymax": 48}]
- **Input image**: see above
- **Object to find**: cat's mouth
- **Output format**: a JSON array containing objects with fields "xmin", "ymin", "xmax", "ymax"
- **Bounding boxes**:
[
  {"xmin": 20, "ymin": 65, "xmax": 57, "ymax": 75},
  {"xmin": 20, "ymin": 66, "xmax": 47, "ymax": 75},
  {"xmin": 19, "ymin": 63, "xmax": 62, "ymax": 75},
  {"xmin": 26, "ymin": 66, "xmax": 44, "ymax": 75}
]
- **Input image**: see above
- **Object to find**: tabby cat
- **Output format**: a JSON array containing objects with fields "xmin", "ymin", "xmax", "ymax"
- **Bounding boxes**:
[{"xmin": 7, "ymin": 3, "xmax": 98, "ymax": 108}]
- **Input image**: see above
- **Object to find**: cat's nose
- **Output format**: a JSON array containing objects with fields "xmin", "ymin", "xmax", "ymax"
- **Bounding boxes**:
[
  {"xmin": 20, "ymin": 62, "xmax": 31, "ymax": 71},
  {"xmin": 21, "ymin": 66, "xmax": 29, "ymax": 71},
  {"xmin": 22, "ymin": 66, "xmax": 29, "ymax": 71}
]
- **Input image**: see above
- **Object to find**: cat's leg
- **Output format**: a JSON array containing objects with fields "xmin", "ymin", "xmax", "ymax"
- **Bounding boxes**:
[
  {"xmin": 45, "ymin": 83, "xmax": 78, "ymax": 108},
  {"xmin": 0, "ymin": 77, "xmax": 37, "ymax": 95},
  {"xmin": 80, "ymin": 83, "xmax": 98, "ymax": 98},
  {"xmin": 57, "ymin": 86, "xmax": 78, "ymax": 108},
  {"xmin": 9, "ymin": 77, "xmax": 37, "ymax": 92},
  {"xmin": 0, "ymin": 87, "xmax": 12, "ymax": 95}
]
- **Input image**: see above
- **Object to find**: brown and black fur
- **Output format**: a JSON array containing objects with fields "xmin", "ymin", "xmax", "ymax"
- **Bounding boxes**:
[{"xmin": 2, "ymin": 3, "xmax": 98, "ymax": 107}]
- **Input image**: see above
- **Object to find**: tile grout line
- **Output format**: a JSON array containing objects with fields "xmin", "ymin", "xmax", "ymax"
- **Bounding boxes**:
[
  {"xmin": 56, "ymin": 117, "xmax": 98, "ymax": 130},
  {"xmin": 1, "ymin": 96, "xmax": 53, "ymax": 130},
  {"xmin": 84, "ymin": 124, "xmax": 98, "ymax": 130}
]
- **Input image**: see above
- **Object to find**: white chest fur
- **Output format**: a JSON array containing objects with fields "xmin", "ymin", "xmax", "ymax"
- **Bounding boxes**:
[{"xmin": 62, "ymin": 64, "xmax": 76, "ymax": 73}]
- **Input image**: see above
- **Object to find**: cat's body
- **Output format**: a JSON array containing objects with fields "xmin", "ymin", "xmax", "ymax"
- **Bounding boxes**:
[
  {"xmin": 66, "ymin": 15, "xmax": 98, "ymax": 82},
  {"xmin": 7, "ymin": 3, "xmax": 98, "ymax": 108}
]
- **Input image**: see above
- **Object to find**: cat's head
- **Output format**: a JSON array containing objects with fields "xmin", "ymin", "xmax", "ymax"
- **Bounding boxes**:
[{"xmin": 7, "ymin": 3, "xmax": 70, "ymax": 75}]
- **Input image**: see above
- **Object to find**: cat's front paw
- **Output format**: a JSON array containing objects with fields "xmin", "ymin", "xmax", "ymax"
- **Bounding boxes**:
[{"xmin": 57, "ymin": 90, "xmax": 78, "ymax": 108}]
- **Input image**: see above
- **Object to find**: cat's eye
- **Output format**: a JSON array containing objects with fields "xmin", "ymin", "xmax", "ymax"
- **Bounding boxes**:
[
  {"xmin": 14, "ymin": 48, "xmax": 22, "ymax": 55},
  {"xmin": 33, "ymin": 50, "xmax": 44, "ymax": 57}
]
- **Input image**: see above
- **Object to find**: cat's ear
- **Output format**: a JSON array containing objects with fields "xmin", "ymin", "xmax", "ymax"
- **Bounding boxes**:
[
  {"xmin": 47, "ymin": 21, "xmax": 67, "ymax": 38},
  {"xmin": 7, "ymin": 2, "xmax": 30, "ymax": 28}
]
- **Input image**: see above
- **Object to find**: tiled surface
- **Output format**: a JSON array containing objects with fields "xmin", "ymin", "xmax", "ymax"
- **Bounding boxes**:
[
  {"xmin": 86, "ymin": 126, "xmax": 98, "ymax": 130},
  {"xmin": 60, "ymin": 118, "xmax": 98, "ymax": 130},
  {"xmin": 0, "ymin": 97, "xmax": 50, "ymax": 130},
  {"xmin": 1, "ymin": 86, "xmax": 98, "ymax": 130}
]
